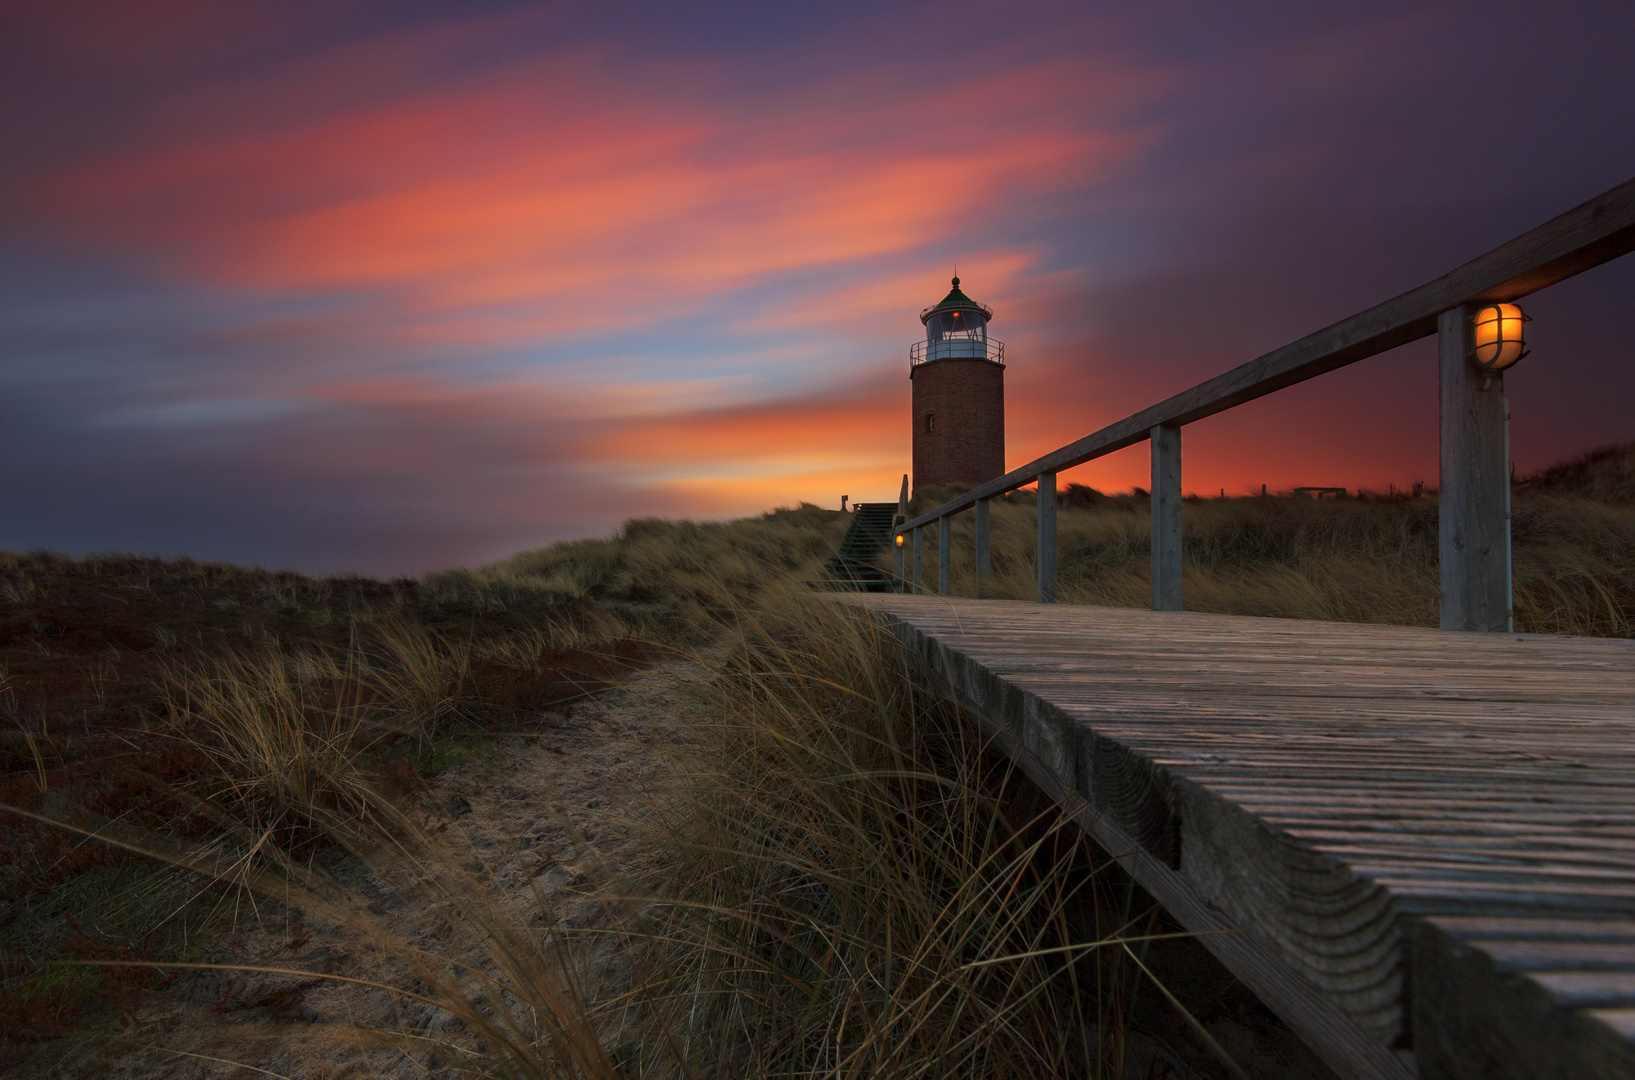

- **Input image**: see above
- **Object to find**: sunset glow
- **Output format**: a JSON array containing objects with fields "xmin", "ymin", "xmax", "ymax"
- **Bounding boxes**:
[{"xmin": 3, "ymin": 1, "xmax": 1632, "ymax": 573}]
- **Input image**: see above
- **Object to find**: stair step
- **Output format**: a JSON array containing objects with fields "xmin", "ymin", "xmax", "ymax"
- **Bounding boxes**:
[{"xmin": 819, "ymin": 503, "xmax": 903, "ymax": 592}]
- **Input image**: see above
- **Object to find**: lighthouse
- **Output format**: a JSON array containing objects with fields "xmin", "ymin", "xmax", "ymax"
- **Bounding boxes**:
[{"xmin": 910, "ymin": 276, "xmax": 1005, "ymax": 498}]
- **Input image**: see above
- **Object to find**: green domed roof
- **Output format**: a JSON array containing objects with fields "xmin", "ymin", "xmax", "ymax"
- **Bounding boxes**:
[{"xmin": 919, "ymin": 276, "xmax": 994, "ymax": 324}]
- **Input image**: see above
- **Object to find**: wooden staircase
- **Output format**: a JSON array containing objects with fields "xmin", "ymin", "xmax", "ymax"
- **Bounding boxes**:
[{"xmin": 821, "ymin": 503, "xmax": 899, "ymax": 591}]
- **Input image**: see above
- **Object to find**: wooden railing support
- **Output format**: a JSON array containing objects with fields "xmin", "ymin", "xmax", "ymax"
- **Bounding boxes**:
[
  {"xmin": 1439, "ymin": 305, "xmax": 1511, "ymax": 631},
  {"xmin": 974, "ymin": 497, "xmax": 991, "ymax": 592},
  {"xmin": 1151, "ymin": 424, "xmax": 1183, "ymax": 612},
  {"xmin": 1037, "ymin": 472, "xmax": 1058, "ymax": 604},
  {"xmin": 938, "ymin": 516, "xmax": 951, "ymax": 596},
  {"xmin": 913, "ymin": 526, "xmax": 925, "ymax": 595}
]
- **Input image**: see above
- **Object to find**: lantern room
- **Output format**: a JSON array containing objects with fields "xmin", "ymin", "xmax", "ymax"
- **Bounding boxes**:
[{"xmin": 914, "ymin": 276, "xmax": 1002, "ymax": 365}]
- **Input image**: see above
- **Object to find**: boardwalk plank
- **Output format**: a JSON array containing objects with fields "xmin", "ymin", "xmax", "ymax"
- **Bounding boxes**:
[{"xmin": 838, "ymin": 594, "xmax": 1635, "ymax": 1080}]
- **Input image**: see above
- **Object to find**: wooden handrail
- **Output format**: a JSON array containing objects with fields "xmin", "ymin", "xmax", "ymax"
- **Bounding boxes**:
[{"xmin": 895, "ymin": 175, "xmax": 1635, "ymax": 537}]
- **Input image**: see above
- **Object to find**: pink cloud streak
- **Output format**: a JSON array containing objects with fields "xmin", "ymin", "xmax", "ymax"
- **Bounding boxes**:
[{"xmin": 36, "ymin": 45, "xmax": 1156, "ymax": 342}]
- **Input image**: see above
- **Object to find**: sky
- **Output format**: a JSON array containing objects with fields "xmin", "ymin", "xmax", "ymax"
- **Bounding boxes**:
[{"xmin": 3, "ymin": 0, "xmax": 1633, "ymax": 575}]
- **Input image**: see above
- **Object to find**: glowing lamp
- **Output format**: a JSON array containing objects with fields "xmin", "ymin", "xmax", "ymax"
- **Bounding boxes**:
[
  {"xmin": 1470, "ymin": 302, "xmax": 1530, "ymax": 372},
  {"xmin": 895, "ymin": 533, "xmax": 905, "ymax": 548}
]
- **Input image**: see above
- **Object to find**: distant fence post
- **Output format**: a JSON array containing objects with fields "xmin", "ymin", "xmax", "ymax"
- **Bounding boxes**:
[
  {"xmin": 1439, "ymin": 304, "xmax": 1510, "ymax": 631},
  {"xmin": 938, "ymin": 516, "xmax": 951, "ymax": 596},
  {"xmin": 1151, "ymin": 424, "xmax": 1183, "ymax": 612},
  {"xmin": 974, "ymin": 497, "xmax": 991, "ymax": 592},
  {"xmin": 913, "ymin": 526, "xmax": 925, "ymax": 595},
  {"xmin": 1037, "ymin": 472, "xmax": 1058, "ymax": 603}
]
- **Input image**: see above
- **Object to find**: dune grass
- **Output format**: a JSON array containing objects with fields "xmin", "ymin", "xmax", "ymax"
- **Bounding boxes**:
[
  {"xmin": 904, "ymin": 442, "xmax": 1635, "ymax": 637},
  {"xmin": 9, "ymin": 588, "xmax": 1190, "ymax": 1078},
  {"xmin": 429, "ymin": 503, "xmax": 851, "ymax": 640},
  {"xmin": 0, "ymin": 517, "xmax": 1193, "ymax": 1076},
  {"xmin": 6, "ymin": 582, "xmax": 1179, "ymax": 1079},
  {"xmin": 615, "ymin": 587, "xmax": 1149, "ymax": 1078},
  {"xmin": 0, "ymin": 447, "xmax": 1629, "ymax": 1074},
  {"xmin": 0, "ymin": 552, "xmax": 671, "ymax": 1053}
]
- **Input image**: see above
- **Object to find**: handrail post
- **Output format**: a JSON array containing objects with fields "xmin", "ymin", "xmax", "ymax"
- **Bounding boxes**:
[
  {"xmin": 938, "ymin": 516, "xmax": 951, "ymax": 596},
  {"xmin": 974, "ymin": 497, "xmax": 991, "ymax": 593},
  {"xmin": 1037, "ymin": 472, "xmax": 1057, "ymax": 603},
  {"xmin": 913, "ymin": 526, "xmax": 925, "ymax": 595},
  {"xmin": 1438, "ymin": 304, "xmax": 1509, "ymax": 631},
  {"xmin": 1151, "ymin": 424, "xmax": 1182, "ymax": 612}
]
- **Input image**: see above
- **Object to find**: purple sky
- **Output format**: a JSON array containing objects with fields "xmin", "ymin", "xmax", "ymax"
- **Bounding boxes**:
[{"xmin": 3, "ymin": 0, "xmax": 1632, "ymax": 574}]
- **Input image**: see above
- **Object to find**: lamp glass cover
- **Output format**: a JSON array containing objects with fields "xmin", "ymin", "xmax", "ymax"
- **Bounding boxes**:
[{"xmin": 1472, "ymin": 302, "xmax": 1527, "ymax": 371}]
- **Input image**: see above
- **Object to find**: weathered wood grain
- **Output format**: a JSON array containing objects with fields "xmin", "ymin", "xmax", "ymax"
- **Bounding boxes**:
[
  {"xmin": 837, "ymin": 594, "xmax": 1635, "ymax": 1079},
  {"xmin": 912, "ymin": 525, "xmax": 924, "ymax": 594},
  {"xmin": 1037, "ymin": 471, "xmax": 1057, "ymax": 604},
  {"xmin": 983, "ymin": 706, "xmax": 1417, "ymax": 1080},
  {"xmin": 938, "ymin": 515, "xmax": 951, "ymax": 597},
  {"xmin": 974, "ymin": 496, "xmax": 991, "ymax": 588},
  {"xmin": 1439, "ymin": 305, "xmax": 1509, "ymax": 631},
  {"xmin": 1413, "ymin": 917, "xmax": 1635, "ymax": 1080},
  {"xmin": 1151, "ymin": 424, "xmax": 1183, "ymax": 612}
]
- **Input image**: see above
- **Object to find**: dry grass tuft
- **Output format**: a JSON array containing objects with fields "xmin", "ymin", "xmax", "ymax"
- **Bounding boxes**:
[
  {"xmin": 6, "ymin": 585, "xmax": 1175, "ymax": 1078},
  {"xmin": 433, "ymin": 503, "xmax": 850, "ymax": 641},
  {"xmin": 615, "ymin": 587, "xmax": 1155, "ymax": 1078},
  {"xmin": 1, "ymin": 453, "xmax": 1628, "ymax": 1074},
  {"xmin": 0, "ymin": 552, "xmax": 665, "ymax": 1059},
  {"xmin": 906, "ymin": 444, "xmax": 1635, "ymax": 637}
]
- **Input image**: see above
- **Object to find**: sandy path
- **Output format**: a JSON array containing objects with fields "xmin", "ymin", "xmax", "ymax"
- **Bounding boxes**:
[
  {"xmin": 28, "ymin": 660, "xmax": 696, "ymax": 1079},
  {"xmin": 19, "ymin": 652, "xmax": 1331, "ymax": 1080}
]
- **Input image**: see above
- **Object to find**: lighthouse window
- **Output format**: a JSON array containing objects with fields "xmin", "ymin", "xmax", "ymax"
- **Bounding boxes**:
[
  {"xmin": 924, "ymin": 411, "xmax": 936, "ymax": 433},
  {"xmin": 925, "ymin": 310, "xmax": 987, "ymax": 342}
]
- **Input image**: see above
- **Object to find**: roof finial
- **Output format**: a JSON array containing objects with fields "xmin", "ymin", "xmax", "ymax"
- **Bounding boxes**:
[{"xmin": 951, "ymin": 264, "xmax": 960, "ymax": 288}]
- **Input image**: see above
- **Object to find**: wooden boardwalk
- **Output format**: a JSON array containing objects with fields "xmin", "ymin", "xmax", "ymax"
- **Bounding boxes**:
[{"xmin": 840, "ymin": 594, "xmax": 1635, "ymax": 1080}]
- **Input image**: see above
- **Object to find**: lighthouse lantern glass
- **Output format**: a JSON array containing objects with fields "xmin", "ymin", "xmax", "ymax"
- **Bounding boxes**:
[{"xmin": 925, "ymin": 309, "xmax": 987, "ymax": 343}]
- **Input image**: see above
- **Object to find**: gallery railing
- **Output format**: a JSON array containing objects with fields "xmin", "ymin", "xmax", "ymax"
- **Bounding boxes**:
[
  {"xmin": 910, "ymin": 338, "xmax": 1006, "ymax": 367},
  {"xmin": 892, "ymin": 176, "xmax": 1635, "ymax": 632}
]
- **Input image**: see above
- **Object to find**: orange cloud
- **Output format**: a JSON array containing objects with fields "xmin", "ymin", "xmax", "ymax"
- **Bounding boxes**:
[
  {"xmin": 37, "ymin": 47, "xmax": 1153, "ymax": 343},
  {"xmin": 649, "ymin": 467, "xmax": 905, "ymax": 518},
  {"xmin": 268, "ymin": 370, "xmax": 910, "ymax": 516},
  {"xmin": 596, "ymin": 391, "xmax": 901, "ymax": 467},
  {"xmin": 15, "ymin": 17, "xmax": 1200, "ymax": 529}
]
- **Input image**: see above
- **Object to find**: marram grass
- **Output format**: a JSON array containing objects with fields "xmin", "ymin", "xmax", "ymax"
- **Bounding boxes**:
[
  {"xmin": 908, "ymin": 443, "xmax": 1634, "ymax": 637},
  {"xmin": 615, "ymin": 587, "xmax": 1153, "ymax": 1078},
  {"xmin": 1, "ymin": 446, "xmax": 1628, "ymax": 1074}
]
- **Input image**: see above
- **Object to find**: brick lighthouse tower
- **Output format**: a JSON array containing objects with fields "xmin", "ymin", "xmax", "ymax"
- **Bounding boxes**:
[{"xmin": 910, "ymin": 276, "xmax": 1005, "ymax": 498}]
